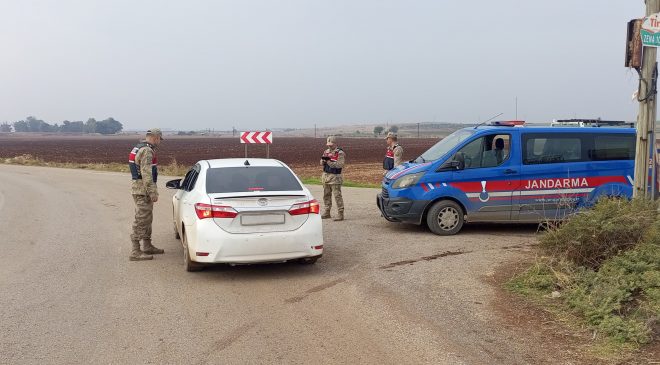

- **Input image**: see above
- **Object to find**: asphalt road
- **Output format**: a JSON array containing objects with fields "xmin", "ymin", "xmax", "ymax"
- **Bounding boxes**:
[{"xmin": 0, "ymin": 165, "xmax": 545, "ymax": 364}]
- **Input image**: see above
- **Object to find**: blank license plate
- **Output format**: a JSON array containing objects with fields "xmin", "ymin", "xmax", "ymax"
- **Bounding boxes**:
[{"xmin": 240, "ymin": 214, "xmax": 285, "ymax": 226}]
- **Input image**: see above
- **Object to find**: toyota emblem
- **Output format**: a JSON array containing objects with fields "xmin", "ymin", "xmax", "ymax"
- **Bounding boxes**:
[{"xmin": 257, "ymin": 198, "xmax": 268, "ymax": 206}]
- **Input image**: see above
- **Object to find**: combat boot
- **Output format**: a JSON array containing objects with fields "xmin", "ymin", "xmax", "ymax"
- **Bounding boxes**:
[
  {"xmin": 333, "ymin": 212, "xmax": 344, "ymax": 221},
  {"xmin": 142, "ymin": 240, "xmax": 164, "ymax": 255},
  {"xmin": 321, "ymin": 211, "xmax": 331, "ymax": 219},
  {"xmin": 129, "ymin": 240, "xmax": 153, "ymax": 261}
]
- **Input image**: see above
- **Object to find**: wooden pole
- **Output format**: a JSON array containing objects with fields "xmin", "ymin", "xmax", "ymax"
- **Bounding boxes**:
[{"xmin": 634, "ymin": 0, "xmax": 660, "ymax": 198}]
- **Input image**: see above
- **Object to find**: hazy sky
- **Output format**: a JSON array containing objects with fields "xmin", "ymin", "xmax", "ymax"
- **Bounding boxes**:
[{"xmin": 0, "ymin": 1, "xmax": 645, "ymax": 130}]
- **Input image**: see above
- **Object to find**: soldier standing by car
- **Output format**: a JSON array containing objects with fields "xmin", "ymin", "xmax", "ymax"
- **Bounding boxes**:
[
  {"xmin": 383, "ymin": 132, "xmax": 404, "ymax": 173},
  {"xmin": 320, "ymin": 136, "xmax": 345, "ymax": 221},
  {"xmin": 128, "ymin": 128, "xmax": 165, "ymax": 261}
]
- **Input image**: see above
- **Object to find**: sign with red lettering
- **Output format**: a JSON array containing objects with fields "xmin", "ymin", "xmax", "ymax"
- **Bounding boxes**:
[{"xmin": 641, "ymin": 13, "xmax": 660, "ymax": 47}]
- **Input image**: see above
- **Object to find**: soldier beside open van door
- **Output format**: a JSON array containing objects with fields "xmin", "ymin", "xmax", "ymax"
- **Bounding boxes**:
[{"xmin": 128, "ymin": 128, "xmax": 165, "ymax": 261}]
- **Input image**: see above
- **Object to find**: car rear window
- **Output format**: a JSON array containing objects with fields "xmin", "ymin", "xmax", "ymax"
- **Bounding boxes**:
[{"xmin": 206, "ymin": 167, "xmax": 303, "ymax": 193}]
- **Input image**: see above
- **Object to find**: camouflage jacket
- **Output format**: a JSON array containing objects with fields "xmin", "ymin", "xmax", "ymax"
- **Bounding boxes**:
[
  {"xmin": 130, "ymin": 142, "xmax": 159, "ymax": 198},
  {"xmin": 321, "ymin": 147, "xmax": 345, "ymax": 185},
  {"xmin": 384, "ymin": 144, "xmax": 404, "ymax": 170}
]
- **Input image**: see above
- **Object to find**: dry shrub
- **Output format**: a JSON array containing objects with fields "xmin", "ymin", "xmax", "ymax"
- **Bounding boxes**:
[
  {"xmin": 540, "ymin": 198, "xmax": 657, "ymax": 268},
  {"xmin": 4, "ymin": 154, "xmax": 43, "ymax": 165}
]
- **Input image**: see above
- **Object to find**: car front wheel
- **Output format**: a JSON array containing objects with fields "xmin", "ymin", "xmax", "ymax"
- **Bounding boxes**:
[{"xmin": 426, "ymin": 200, "xmax": 464, "ymax": 235}]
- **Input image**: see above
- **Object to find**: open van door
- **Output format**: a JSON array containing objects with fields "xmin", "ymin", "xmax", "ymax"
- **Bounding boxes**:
[{"xmin": 447, "ymin": 133, "xmax": 521, "ymax": 222}]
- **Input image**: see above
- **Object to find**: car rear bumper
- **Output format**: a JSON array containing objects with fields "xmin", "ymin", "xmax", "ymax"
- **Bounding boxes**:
[
  {"xmin": 377, "ymin": 193, "xmax": 428, "ymax": 225},
  {"xmin": 188, "ymin": 218, "xmax": 323, "ymax": 264}
]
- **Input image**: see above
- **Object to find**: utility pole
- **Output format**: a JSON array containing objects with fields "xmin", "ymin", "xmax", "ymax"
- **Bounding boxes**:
[
  {"xmin": 314, "ymin": 123, "xmax": 317, "ymax": 138},
  {"xmin": 634, "ymin": 0, "xmax": 660, "ymax": 198},
  {"xmin": 515, "ymin": 97, "xmax": 518, "ymax": 120},
  {"xmin": 417, "ymin": 122, "xmax": 420, "ymax": 138}
]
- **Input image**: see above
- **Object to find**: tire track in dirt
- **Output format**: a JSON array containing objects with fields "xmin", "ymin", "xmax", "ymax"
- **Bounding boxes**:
[
  {"xmin": 378, "ymin": 250, "xmax": 471, "ymax": 269},
  {"xmin": 195, "ymin": 320, "xmax": 258, "ymax": 365},
  {"xmin": 284, "ymin": 278, "xmax": 347, "ymax": 303}
]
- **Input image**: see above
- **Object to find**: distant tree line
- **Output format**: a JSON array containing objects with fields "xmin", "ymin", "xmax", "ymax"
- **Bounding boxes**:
[
  {"xmin": 373, "ymin": 125, "xmax": 398, "ymax": 136},
  {"xmin": 0, "ymin": 116, "xmax": 123, "ymax": 134}
]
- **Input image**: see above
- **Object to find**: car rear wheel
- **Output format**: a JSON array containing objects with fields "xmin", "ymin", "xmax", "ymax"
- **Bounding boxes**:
[
  {"xmin": 182, "ymin": 230, "xmax": 204, "ymax": 272},
  {"xmin": 426, "ymin": 200, "xmax": 464, "ymax": 235},
  {"xmin": 173, "ymin": 222, "xmax": 180, "ymax": 240},
  {"xmin": 298, "ymin": 256, "xmax": 320, "ymax": 265}
]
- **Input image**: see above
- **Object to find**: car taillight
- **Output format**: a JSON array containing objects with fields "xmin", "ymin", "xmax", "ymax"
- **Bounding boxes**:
[
  {"xmin": 194, "ymin": 203, "xmax": 238, "ymax": 219},
  {"xmin": 289, "ymin": 199, "xmax": 320, "ymax": 215}
]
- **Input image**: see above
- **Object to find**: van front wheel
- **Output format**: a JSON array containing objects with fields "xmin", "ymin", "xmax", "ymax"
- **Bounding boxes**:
[{"xmin": 427, "ymin": 200, "xmax": 464, "ymax": 235}]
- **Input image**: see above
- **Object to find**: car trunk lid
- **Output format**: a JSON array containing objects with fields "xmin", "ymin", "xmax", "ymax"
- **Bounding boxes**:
[{"xmin": 207, "ymin": 192, "xmax": 310, "ymax": 233}]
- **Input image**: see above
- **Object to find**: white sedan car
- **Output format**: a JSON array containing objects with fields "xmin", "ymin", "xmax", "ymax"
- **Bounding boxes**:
[{"xmin": 166, "ymin": 159, "xmax": 323, "ymax": 272}]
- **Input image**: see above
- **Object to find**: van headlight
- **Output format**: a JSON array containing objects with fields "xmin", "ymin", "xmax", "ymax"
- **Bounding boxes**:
[{"xmin": 392, "ymin": 172, "xmax": 424, "ymax": 189}]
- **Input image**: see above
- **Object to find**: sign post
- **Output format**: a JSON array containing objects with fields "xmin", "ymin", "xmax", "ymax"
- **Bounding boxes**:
[
  {"xmin": 240, "ymin": 131, "xmax": 273, "ymax": 158},
  {"xmin": 633, "ymin": 5, "xmax": 660, "ymax": 198}
]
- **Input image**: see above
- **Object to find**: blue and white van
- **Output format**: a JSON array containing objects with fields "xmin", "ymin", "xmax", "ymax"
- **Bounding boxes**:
[{"xmin": 377, "ymin": 122, "xmax": 637, "ymax": 235}]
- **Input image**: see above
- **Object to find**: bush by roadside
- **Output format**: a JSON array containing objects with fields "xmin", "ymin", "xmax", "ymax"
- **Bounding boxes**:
[{"xmin": 507, "ymin": 198, "xmax": 659, "ymax": 356}]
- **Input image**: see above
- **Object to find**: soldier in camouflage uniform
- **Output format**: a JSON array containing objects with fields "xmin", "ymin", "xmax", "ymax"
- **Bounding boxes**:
[
  {"xmin": 383, "ymin": 132, "xmax": 404, "ymax": 174},
  {"xmin": 320, "ymin": 136, "xmax": 346, "ymax": 221},
  {"xmin": 128, "ymin": 128, "xmax": 165, "ymax": 261}
]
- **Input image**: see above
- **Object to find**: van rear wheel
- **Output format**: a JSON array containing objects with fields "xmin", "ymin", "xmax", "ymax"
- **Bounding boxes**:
[{"xmin": 427, "ymin": 200, "xmax": 464, "ymax": 235}]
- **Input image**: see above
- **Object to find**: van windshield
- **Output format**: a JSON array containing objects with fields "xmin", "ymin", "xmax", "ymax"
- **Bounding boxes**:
[{"xmin": 416, "ymin": 129, "xmax": 476, "ymax": 163}]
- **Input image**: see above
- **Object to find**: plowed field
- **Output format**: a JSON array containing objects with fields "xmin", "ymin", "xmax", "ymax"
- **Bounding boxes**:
[{"xmin": 0, "ymin": 135, "xmax": 439, "ymax": 184}]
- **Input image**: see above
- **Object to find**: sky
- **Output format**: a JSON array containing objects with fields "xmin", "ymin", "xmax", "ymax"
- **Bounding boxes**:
[{"xmin": 0, "ymin": 0, "xmax": 646, "ymax": 130}]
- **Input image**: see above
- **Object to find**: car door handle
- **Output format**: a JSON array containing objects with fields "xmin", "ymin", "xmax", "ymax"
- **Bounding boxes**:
[{"xmin": 504, "ymin": 169, "xmax": 517, "ymax": 175}]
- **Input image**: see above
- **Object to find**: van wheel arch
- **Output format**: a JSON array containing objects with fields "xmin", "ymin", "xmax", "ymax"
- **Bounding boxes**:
[{"xmin": 422, "ymin": 197, "xmax": 467, "ymax": 224}]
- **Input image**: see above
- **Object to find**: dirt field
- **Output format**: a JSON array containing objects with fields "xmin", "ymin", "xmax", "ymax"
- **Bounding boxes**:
[{"xmin": 0, "ymin": 134, "xmax": 439, "ymax": 184}]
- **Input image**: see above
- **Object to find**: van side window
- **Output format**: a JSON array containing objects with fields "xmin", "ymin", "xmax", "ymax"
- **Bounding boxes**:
[
  {"xmin": 524, "ymin": 135, "xmax": 583, "ymax": 164},
  {"xmin": 455, "ymin": 134, "xmax": 510, "ymax": 169},
  {"xmin": 591, "ymin": 135, "xmax": 635, "ymax": 161}
]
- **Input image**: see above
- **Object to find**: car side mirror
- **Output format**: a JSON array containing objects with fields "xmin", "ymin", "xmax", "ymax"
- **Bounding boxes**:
[{"xmin": 166, "ymin": 179, "xmax": 182, "ymax": 189}]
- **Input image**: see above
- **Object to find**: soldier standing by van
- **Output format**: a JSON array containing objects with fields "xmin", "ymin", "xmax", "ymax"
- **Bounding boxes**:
[
  {"xmin": 383, "ymin": 132, "xmax": 404, "ymax": 173},
  {"xmin": 320, "ymin": 136, "xmax": 346, "ymax": 221},
  {"xmin": 128, "ymin": 128, "xmax": 165, "ymax": 261}
]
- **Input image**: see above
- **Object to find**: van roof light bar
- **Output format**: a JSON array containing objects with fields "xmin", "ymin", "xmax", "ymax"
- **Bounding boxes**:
[
  {"xmin": 488, "ymin": 120, "xmax": 526, "ymax": 127},
  {"xmin": 551, "ymin": 119, "xmax": 635, "ymax": 128}
]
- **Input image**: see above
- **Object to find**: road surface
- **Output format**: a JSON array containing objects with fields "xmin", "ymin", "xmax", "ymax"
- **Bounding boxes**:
[{"xmin": 1, "ymin": 165, "xmax": 550, "ymax": 364}]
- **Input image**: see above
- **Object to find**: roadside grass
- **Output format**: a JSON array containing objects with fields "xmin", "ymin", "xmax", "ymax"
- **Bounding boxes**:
[
  {"xmin": 1, "ymin": 154, "xmax": 191, "ymax": 177},
  {"xmin": 299, "ymin": 176, "xmax": 380, "ymax": 188},
  {"xmin": 506, "ymin": 198, "xmax": 660, "ymax": 359},
  {"xmin": 1, "ymin": 154, "xmax": 380, "ymax": 188}
]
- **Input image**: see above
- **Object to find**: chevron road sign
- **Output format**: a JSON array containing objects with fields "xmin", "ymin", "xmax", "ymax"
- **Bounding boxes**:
[
  {"xmin": 240, "ymin": 131, "xmax": 273, "ymax": 144},
  {"xmin": 240, "ymin": 131, "xmax": 273, "ymax": 158}
]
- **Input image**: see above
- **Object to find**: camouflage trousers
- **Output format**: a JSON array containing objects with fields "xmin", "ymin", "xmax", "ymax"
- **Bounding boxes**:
[
  {"xmin": 322, "ymin": 183, "xmax": 344, "ymax": 215},
  {"xmin": 130, "ymin": 194, "xmax": 153, "ymax": 242}
]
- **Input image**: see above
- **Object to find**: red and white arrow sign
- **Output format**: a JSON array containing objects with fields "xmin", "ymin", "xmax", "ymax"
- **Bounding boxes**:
[{"xmin": 240, "ymin": 131, "xmax": 273, "ymax": 144}]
